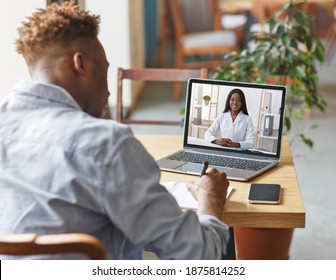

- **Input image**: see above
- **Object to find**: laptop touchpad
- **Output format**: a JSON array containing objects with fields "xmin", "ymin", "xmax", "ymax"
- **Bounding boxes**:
[{"xmin": 175, "ymin": 163, "xmax": 202, "ymax": 174}]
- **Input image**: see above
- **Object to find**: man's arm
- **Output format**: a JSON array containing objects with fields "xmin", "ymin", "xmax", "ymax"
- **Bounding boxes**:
[{"xmin": 104, "ymin": 135, "xmax": 230, "ymax": 259}]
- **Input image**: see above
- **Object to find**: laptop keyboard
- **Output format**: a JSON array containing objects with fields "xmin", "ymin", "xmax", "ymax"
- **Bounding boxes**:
[{"xmin": 168, "ymin": 151, "xmax": 271, "ymax": 171}]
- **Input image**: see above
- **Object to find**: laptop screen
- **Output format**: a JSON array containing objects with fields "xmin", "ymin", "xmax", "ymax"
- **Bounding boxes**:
[{"xmin": 183, "ymin": 79, "xmax": 287, "ymax": 159}]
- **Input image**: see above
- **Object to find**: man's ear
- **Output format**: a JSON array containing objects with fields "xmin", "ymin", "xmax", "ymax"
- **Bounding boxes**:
[{"xmin": 73, "ymin": 52, "xmax": 85, "ymax": 74}]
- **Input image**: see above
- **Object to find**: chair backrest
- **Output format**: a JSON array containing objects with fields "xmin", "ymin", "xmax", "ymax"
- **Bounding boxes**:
[
  {"xmin": 116, "ymin": 67, "xmax": 208, "ymax": 125},
  {"xmin": 210, "ymin": 0, "xmax": 225, "ymax": 30},
  {"xmin": 177, "ymin": 0, "xmax": 214, "ymax": 32},
  {"xmin": 0, "ymin": 233, "xmax": 107, "ymax": 259},
  {"xmin": 168, "ymin": 0, "xmax": 214, "ymax": 41},
  {"xmin": 167, "ymin": 0, "xmax": 238, "ymax": 69}
]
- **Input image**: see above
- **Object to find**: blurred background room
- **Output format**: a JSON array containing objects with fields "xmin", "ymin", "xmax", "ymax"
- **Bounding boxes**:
[{"xmin": 1, "ymin": 0, "xmax": 335, "ymax": 259}]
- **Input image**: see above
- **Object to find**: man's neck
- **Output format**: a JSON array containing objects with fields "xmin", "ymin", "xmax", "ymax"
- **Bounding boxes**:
[{"xmin": 29, "ymin": 59, "xmax": 84, "ymax": 111}]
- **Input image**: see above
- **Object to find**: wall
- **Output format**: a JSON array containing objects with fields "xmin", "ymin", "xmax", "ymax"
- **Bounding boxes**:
[
  {"xmin": 128, "ymin": 0, "xmax": 146, "ymax": 111},
  {"xmin": 86, "ymin": 0, "xmax": 145, "ymax": 109},
  {"xmin": 0, "ymin": 0, "xmax": 46, "ymax": 101},
  {"xmin": 0, "ymin": 0, "xmax": 145, "ymax": 111},
  {"xmin": 144, "ymin": 0, "xmax": 158, "ymax": 66}
]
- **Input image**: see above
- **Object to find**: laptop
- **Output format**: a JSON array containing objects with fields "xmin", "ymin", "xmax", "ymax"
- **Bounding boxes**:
[{"xmin": 157, "ymin": 78, "xmax": 287, "ymax": 181}]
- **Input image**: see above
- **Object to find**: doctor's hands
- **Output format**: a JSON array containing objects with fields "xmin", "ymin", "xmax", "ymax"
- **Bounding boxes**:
[
  {"xmin": 187, "ymin": 168, "xmax": 229, "ymax": 219},
  {"xmin": 212, "ymin": 138, "xmax": 240, "ymax": 148}
]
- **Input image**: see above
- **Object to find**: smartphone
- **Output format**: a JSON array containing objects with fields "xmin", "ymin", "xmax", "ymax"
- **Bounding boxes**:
[{"xmin": 248, "ymin": 183, "xmax": 281, "ymax": 204}]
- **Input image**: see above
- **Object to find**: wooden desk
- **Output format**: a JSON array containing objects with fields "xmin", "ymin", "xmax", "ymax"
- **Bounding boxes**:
[
  {"xmin": 136, "ymin": 134, "xmax": 305, "ymax": 259},
  {"xmin": 136, "ymin": 134, "xmax": 305, "ymax": 228}
]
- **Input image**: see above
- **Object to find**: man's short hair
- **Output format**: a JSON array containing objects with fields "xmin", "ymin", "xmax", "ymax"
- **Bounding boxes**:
[{"xmin": 16, "ymin": 1, "xmax": 100, "ymax": 59}]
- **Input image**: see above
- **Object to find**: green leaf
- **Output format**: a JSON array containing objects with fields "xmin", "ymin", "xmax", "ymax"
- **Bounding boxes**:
[
  {"xmin": 316, "ymin": 101, "xmax": 326, "ymax": 112},
  {"xmin": 256, "ymin": 76, "xmax": 265, "ymax": 83},
  {"xmin": 285, "ymin": 116, "xmax": 291, "ymax": 131},
  {"xmin": 310, "ymin": 124, "xmax": 318, "ymax": 129},
  {"xmin": 295, "ymin": 65, "xmax": 306, "ymax": 79},
  {"xmin": 268, "ymin": 18, "xmax": 277, "ymax": 31},
  {"xmin": 178, "ymin": 107, "xmax": 185, "ymax": 116},
  {"xmin": 290, "ymin": 39, "xmax": 298, "ymax": 49},
  {"xmin": 213, "ymin": 1, "xmax": 325, "ymax": 151},
  {"xmin": 295, "ymin": 111, "xmax": 303, "ymax": 120},
  {"xmin": 294, "ymin": 11, "xmax": 308, "ymax": 26},
  {"xmin": 314, "ymin": 42, "xmax": 325, "ymax": 62},
  {"xmin": 306, "ymin": 37, "xmax": 313, "ymax": 51},
  {"xmin": 285, "ymin": 50, "xmax": 293, "ymax": 64},
  {"xmin": 276, "ymin": 25, "xmax": 285, "ymax": 36},
  {"xmin": 282, "ymin": 34, "xmax": 291, "ymax": 47},
  {"xmin": 294, "ymin": 26, "xmax": 308, "ymax": 42},
  {"xmin": 300, "ymin": 134, "xmax": 314, "ymax": 149}
]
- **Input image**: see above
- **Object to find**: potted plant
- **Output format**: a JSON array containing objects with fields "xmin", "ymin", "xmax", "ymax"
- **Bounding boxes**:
[
  {"xmin": 213, "ymin": 0, "xmax": 327, "ymax": 260},
  {"xmin": 202, "ymin": 95, "xmax": 211, "ymax": 105},
  {"xmin": 215, "ymin": 0, "xmax": 326, "ymax": 149}
]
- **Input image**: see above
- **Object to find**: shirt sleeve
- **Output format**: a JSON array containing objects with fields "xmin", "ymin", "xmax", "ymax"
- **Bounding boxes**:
[
  {"xmin": 204, "ymin": 115, "xmax": 221, "ymax": 143},
  {"xmin": 102, "ymin": 135, "xmax": 229, "ymax": 259}
]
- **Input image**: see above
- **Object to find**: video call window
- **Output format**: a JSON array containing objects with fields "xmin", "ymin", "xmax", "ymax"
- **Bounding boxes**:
[{"xmin": 186, "ymin": 82, "xmax": 284, "ymax": 155}]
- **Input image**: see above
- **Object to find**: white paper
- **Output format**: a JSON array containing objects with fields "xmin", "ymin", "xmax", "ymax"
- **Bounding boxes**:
[{"xmin": 161, "ymin": 182, "xmax": 233, "ymax": 210}]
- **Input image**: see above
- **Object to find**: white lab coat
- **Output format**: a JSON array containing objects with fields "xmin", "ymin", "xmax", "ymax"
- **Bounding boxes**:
[{"xmin": 204, "ymin": 111, "xmax": 256, "ymax": 149}]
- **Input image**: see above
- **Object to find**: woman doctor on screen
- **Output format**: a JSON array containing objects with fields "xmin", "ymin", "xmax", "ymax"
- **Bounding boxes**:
[{"xmin": 204, "ymin": 88, "xmax": 255, "ymax": 149}]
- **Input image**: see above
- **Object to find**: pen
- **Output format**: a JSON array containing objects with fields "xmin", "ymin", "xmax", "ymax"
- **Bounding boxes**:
[{"xmin": 200, "ymin": 161, "xmax": 209, "ymax": 177}]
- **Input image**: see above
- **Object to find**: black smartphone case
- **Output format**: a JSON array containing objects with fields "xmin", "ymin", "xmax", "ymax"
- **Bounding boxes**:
[{"xmin": 248, "ymin": 183, "xmax": 281, "ymax": 204}]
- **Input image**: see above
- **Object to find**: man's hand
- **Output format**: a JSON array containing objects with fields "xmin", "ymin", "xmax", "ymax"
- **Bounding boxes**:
[{"xmin": 187, "ymin": 168, "xmax": 229, "ymax": 219}]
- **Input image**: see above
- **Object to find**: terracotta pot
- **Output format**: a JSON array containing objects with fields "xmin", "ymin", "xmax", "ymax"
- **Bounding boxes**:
[
  {"xmin": 304, "ymin": 108, "xmax": 313, "ymax": 119},
  {"xmin": 234, "ymin": 228, "xmax": 294, "ymax": 260}
]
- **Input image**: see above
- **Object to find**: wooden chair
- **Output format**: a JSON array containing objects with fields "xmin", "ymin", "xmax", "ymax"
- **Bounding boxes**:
[
  {"xmin": 249, "ymin": 3, "xmax": 284, "ymax": 37},
  {"xmin": 210, "ymin": 0, "xmax": 248, "ymax": 46},
  {"xmin": 249, "ymin": 2, "xmax": 319, "ymax": 37},
  {"xmin": 116, "ymin": 67, "xmax": 208, "ymax": 124},
  {"xmin": 325, "ymin": 5, "xmax": 336, "ymax": 62},
  {"xmin": 0, "ymin": 233, "xmax": 107, "ymax": 259},
  {"xmin": 167, "ymin": 0, "xmax": 239, "ymax": 70},
  {"xmin": 158, "ymin": 0, "xmax": 174, "ymax": 67}
]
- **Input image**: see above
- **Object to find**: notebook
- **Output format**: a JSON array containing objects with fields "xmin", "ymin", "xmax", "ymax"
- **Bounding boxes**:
[
  {"xmin": 157, "ymin": 78, "xmax": 287, "ymax": 181},
  {"xmin": 161, "ymin": 181, "xmax": 234, "ymax": 210}
]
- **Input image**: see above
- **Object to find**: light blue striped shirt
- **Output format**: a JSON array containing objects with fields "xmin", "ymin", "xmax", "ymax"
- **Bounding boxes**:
[{"xmin": 0, "ymin": 80, "xmax": 229, "ymax": 259}]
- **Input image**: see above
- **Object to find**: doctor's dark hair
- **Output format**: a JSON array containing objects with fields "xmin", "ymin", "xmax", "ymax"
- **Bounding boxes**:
[{"xmin": 223, "ymin": 88, "xmax": 249, "ymax": 115}]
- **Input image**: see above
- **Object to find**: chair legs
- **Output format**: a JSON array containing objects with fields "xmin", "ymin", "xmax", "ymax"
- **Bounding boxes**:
[
  {"xmin": 172, "ymin": 47, "xmax": 184, "ymax": 102},
  {"xmin": 325, "ymin": 23, "xmax": 336, "ymax": 62},
  {"xmin": 172, "ymin": 82, "xmax": 182, "ymax": 102},
  {"xmin": 158, "ymin": 0, "xmax": 172, "ymax": 68}
]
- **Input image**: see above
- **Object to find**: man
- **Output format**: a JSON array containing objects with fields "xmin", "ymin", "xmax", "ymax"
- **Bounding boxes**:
[{"xmin": 0, "ymin": 1, "xmax": 230, "ymax": 259}]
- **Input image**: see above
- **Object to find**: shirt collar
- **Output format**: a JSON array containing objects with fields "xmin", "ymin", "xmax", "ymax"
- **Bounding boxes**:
[
  {"xmin": 234, "ymin": 111, "xmax": 245, "ymax": 122},
  {"xmin": 12, "ymin": 80, "xmax": 82, "ymax": 111}
]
